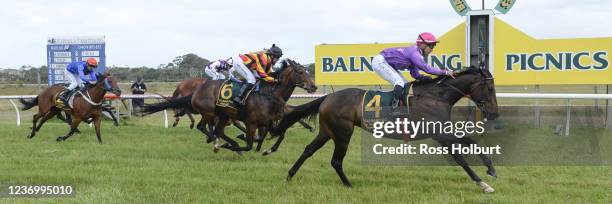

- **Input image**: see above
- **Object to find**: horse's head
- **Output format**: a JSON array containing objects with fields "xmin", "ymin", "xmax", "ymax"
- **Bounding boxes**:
[
  {"xmin": 275, "ymin": 59, "xmax": 317, "ymax": 93},
  {"xmin": 96, "ymin": 73, "xmax": 122, "ymax": 96},
  {"xmin": 454, "ymin": 66, "xmax": 499, "ymax": 120}
]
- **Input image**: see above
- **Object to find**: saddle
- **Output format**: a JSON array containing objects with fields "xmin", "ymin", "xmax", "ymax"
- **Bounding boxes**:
[
  {"xmin": 55, "ymin": 89, "xmax": 79, "ymax": 110},
  {"xmin": 361, "ymin": 84, "xmax": 412, "ymax": 129},
  {"xmin": 215, "ymin": 79, "xmax": 260, "ymax": 110}
]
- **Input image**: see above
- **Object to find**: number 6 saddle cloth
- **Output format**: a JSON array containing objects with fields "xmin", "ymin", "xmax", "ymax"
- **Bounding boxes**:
[{"xmin": 215, "ymin": 79, "xmax": 255, "ymax": 110}]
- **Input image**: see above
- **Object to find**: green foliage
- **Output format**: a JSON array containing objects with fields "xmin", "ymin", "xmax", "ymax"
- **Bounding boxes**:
[{"xmin": 0, "ymin": 54, "xmax": 211, "ymax": 84}]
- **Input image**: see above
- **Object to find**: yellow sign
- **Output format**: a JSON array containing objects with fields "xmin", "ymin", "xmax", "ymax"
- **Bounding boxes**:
[
  {"xmin": 314, "ymin": 17, "xmax": 612, "ymax": 85},
  {"xmin": 493, "ymin": 18, "xmax": 611, "ymax": 85},
  {"xmin": 315, "ymin": 23, "xmax": 466, "ymax": 85}
]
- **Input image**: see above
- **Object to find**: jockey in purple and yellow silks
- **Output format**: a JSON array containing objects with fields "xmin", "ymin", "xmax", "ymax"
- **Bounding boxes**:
[
  {"xmin": 372, "ymin": 32, "xmax": 456, "ymax": 109},
  {"xmin": 232, "ymin": 44, "xmax": 283, "ymax": 105}
]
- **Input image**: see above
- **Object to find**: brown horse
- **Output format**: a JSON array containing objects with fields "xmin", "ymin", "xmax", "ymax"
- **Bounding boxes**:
[
  {"xmin": 20, "ymin": 73, "xmax": 122, "ymax": 143},
  {"xmin": 272, "ymin": 66, "xmax": 500, "ymax": 192},
  {"xmin": 141, "ymin": 59, "xmax": 316, "ymax": 152},
  {"xmin": 168, "ymin": 77, "xmax": 314, "ymax": 136},
  {"xmin": 168, "ymin": 77, "xmax": 206, "ymax": 129}
]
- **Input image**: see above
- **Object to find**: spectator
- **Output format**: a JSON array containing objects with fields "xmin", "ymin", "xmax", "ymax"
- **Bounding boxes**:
[{"xmin": 131, "ymin": 76, "xmax": 147, "ymax": 111}]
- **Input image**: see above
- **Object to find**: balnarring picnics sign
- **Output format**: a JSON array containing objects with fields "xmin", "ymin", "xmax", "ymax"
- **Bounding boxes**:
[{"xmin": 314, "ymin": 18, "xmax": 612, "ymax": 85}]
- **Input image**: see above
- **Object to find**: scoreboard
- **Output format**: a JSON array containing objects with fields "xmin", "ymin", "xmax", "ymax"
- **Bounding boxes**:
[{"xmin": 46, "ymin": 36, "xmax": 106, "ymax": 85}]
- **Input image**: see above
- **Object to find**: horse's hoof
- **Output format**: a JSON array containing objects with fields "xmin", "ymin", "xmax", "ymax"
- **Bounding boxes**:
[
  {"xmin": 189, "ymin": 124, "xmax": 194, "ymax": 129},
  {"xmin": 236, "ymin": 134, "xmax": 245, "ymax": 140},
  {"xmin": 56, "ymin": 137, "xmax": 64, "ymax": 142},
  {"xmin": 308, "ymin": 128, "xmax": 315, "ymax": 133},
  {"xmin": 235, "ymin": 151, "xmax": 243, "ymax": 156},
  {"xmin": 286, "ymin": 175, "xmax": 293, "ymax": 182},
  {"xmin": 478, "ymin": 182, "xmax": 495, "ymax": 193},
  {"xmin": 487, "ymin": 170, "xmax": 497, "ymax": 180},
  {"xmin": 113, "ymin": 122, "xmax": 119, "ymax": 127},
  {"xmin": 262, "ymin": 150, "xmax": 273, "ymax": 156}
]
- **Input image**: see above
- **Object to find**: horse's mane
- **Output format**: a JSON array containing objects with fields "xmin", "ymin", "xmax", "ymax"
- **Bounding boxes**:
[
  {"xmin": 250, "ymin": 59, "xmax": 297, "ymax": 105},
  {"xmin": 410, "ymin": 67, "xmax": 484, "ymax": 96}
]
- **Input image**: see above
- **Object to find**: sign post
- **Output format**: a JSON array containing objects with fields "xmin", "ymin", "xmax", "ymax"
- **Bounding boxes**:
[{"xmin": 46, "ymin": 36, "xmax": 106, "ymax": 86}]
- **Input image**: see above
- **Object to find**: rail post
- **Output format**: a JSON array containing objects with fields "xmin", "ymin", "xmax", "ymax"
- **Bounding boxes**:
[{"xmin": 9, "ymin": 99, "xmax": 20, "ymax": 126}]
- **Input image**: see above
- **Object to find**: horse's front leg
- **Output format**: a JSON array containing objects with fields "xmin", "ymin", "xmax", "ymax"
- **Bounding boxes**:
[{"xmin": 93, "ymin": 114, "xmax": 103, "ymax": 144}]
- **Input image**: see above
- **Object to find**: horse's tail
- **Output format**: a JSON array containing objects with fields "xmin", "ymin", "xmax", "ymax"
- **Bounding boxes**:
[
  {"xmin": 271, "ymin": 95, "xmax": 327, "ymax": 136},
  {"xmin": 139, "ymin": 94, "xmax": 192, "ymax": 116},
  {"xmin": 19, "ymin": 96, "xmax": 39, "ymax": 110}
]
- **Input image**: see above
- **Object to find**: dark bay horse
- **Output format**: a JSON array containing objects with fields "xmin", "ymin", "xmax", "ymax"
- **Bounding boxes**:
[
  {"xmin": 20, "ymin": 73, "xmax": 122, "ymax": 143},
  {"xmin": 272, "ymin": 66, "xmax": 499, "ymax": 192},
  {"xmin": 141, "ymin": 59, "xmax": 316, "ymax": 152},
  {"xmin": 167, "ymin": 77, "xmax": 314, "ymax": 133}
]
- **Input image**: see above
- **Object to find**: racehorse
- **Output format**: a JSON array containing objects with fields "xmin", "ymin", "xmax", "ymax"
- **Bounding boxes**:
[
  {"xmin": 167, "ymin": 77, "xmax": 206, "ymax": 129},
  {"xmin": 140, "ymin": 59, "xmax": 316, "ymax": 153},
  {"xmin": 271, "ymin": 66, "xmax": 499, "ymax": 192},
  {"xmin": 158, "ymin": 78, "xmax": 314, "ymax": 142},
  {"xmin": 19, "ymin": 73, "xmax": 122, "ymax": 143}
]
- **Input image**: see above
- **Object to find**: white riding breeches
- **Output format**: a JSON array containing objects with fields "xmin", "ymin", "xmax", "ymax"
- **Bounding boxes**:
[
  {"xmin": 232, "ymin": 56, "xmax": 256, "ymax": 84},
  {"xmin": 205, "ymin": 67, "xmax": 226, "ymax": 80},
  {"xmin": 372, "ymin": 54, "xmax": 407, "ymax": 87}
]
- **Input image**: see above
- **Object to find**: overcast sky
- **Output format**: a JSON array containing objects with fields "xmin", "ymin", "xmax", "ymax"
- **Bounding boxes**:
[{"xmin": 1, "ymin": 0, "xmax": 611, "ymax": 68}]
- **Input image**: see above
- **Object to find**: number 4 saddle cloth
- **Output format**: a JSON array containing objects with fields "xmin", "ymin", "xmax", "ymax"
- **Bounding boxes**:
[{"xmin": 361, "ymin": 85, "xmax": 412, "ymax": 129}]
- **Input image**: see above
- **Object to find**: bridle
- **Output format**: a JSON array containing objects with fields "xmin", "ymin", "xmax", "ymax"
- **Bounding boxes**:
[
  {"xmin": 274, "ymin": 60, "xmax": 310, "ymax": 91},
  {"xmin": 419, "ymin": 69, "xmax": 494, "ymax": 118},
  {"xmin": 438, "ymin": 70, "xmax": 494, "ymax": 118}
]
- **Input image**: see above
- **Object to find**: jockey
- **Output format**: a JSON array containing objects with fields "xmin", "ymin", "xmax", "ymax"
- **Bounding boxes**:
[
  {"xmin": 204, "ymin": 58, "xmax": 235, "ymax": 80},
  {"xmin": 58, "ymin": 58, "xmax": 98, "ymax": 104},
  {"xmin": 372, "ymin": 32, "xmax": 455, "ymax": 109},
  {"xmin": 232, "ymin": 44, "xmax": 283, "ymax": 105}
]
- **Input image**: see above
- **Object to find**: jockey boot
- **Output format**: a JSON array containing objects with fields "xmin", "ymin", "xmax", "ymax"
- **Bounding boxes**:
[
  {"xmin": 233, "ymin": 83, "xmax": 254, "ymax": 106},
  {"xmin": 59, "ymin": 89, "xmax": 73, "ymax": 105},
  {"xmin": 391, "ymin": 85, "xmax": 403, "ymax": 109}
]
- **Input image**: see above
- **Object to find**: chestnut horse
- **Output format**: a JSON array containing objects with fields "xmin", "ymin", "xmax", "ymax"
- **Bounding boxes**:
[{"xmin": 20, "ymin": 73, "xmax": 122, "ymax": 143}]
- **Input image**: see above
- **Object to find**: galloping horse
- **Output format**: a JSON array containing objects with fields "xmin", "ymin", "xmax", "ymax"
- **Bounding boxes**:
[
  {"xmin": 272, "ymin": 66, "xmax": 499, "ymax": 192},
  {"xmin": 20, "ymin": 73, "xmax": 122, "ymax": 143},
  {"xmin": 140, "ymin": 59, "xmax": 316, "ymax": 152},
  {"xmin": 167, "ymin": 77, "xmax": 206, "ymax": 129}
]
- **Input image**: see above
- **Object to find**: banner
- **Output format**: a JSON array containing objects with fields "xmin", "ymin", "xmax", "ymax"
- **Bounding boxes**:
[
  {"xmin": 493, "ymin": 18, "xmax": 612, "ymax": 85},
  {"xmin": 314, "ymin": 17, "xmax": 612, "ymax": 85},
  {"xmin": 315, "ymin": 23, "xmax": 466, "ymax": 85}
]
